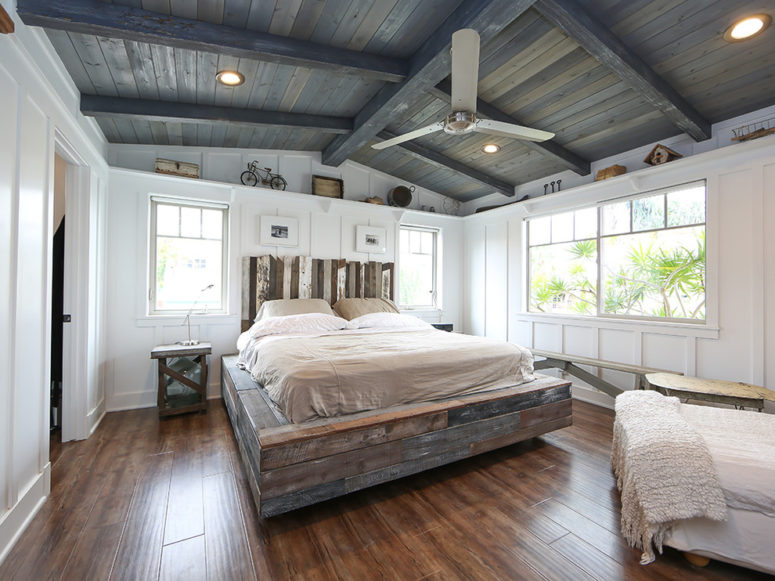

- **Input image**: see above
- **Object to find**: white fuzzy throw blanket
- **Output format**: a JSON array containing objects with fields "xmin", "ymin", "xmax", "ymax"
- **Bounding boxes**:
[{"xmin": 611, "ymin": 390, "xmax": 727, "ymax": 564}]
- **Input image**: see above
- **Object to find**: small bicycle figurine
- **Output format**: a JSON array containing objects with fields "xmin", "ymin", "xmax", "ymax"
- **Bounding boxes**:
[{"xmin": 240, "ymin": 161, "xmax": 287, "ymax": 190}]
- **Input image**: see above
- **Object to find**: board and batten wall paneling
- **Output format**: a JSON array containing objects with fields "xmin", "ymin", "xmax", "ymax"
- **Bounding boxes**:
[
  {"xmin": 103, "ymin": 167, "xmax": 462, "ymax": 412},
  {"xmin": 0, "ymin": 18, "xmax": 110, "ymax": 563},
  {"xmin": 464, "ymin": 137, "xmax": 775, "ymax": 411}
]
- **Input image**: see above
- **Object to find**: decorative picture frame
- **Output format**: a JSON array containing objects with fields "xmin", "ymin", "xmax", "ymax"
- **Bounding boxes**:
[
  {"xmin": 312, "ymin": 175, "xmax": 344, "ymax": 199},
  {"xmin": 356, "ymin": 225, "xmax": 387, "ymax": 254},
  {"xmin": 259, "ymin": 215, "xmax": 299, "ymax": 247}
]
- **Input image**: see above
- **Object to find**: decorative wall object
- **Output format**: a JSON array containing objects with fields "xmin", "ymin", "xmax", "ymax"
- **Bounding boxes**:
[
  {"xmin": 154, "ymin": 158, "xmax": 200, "ymax": 179},
  {"xmin": 387, "ymin": 185, "xmax": 414, "ymax": 207},
  {"xmin": 731, "ymin": 118, "xmax": 775, "ymax": 142},
  {"xmin": 242, "ymin": 255, "xmax": 394, "ymax": 330},
  {"xmin": 312, "ymin": 175, "xmax": 344, "ymax": 198},
  {"xmin": 595, "ymin": 164, "xmax": 627, "ymax": 181},
  {"xmin": 644, "ymin": 144, "xmax": 683, "ymax": 166},
  {"xmin": 355, "ymin": 225, "xmax": 387, "ymax": 254},
  {"xmin": 241, "ymin": 161, "xmax": 287, "ymax": 190},
  {"xmin": 259, "ymin": 215, "xmax": 298, "ymax": 247}
]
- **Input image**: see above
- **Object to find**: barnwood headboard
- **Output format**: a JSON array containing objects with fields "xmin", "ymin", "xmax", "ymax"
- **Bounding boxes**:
[{"xmin": 242, "ymin": 255, "xmax": 395, "ymax": 330}]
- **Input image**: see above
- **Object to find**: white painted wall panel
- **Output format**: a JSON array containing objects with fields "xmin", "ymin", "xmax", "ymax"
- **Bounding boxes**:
[
  {"xmin": 598, "ymin": 329, "xmax": 635, "ymax": 364},
  {"xmin": 564, "ymin": 326, "xmax": 595, "ymax": 358},
  {"xmin": 533, "ymin": 323, "xmax": 562, "ymax": 352},
  {"xmin": 0, "ymin": 64, "xmax": 19, "ymax": 522},
  {"xmin": 464, "ymin": 221, "xmax": 486, "ymax": 336},
  {"xmin": 642, "ymin": 333, "xmax": 685, "ymax": 373},
  {"xmin": 13, "ymin": 95, "xmax": 49, "ymax": 489},
  {"xmin": 765, "ymin": 163, "xmax": 775, "ymax": 390},
  {"xmin": 484, "ymin": 222, "xmax": 508, "ymax": 340}
]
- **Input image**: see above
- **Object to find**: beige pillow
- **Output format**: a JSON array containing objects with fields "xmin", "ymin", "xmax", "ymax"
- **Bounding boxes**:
[
  {"xmin": 332, "ymin": 298, "xmax": 400, "ymax": 320},
  {"xmin": 255, "ymin": 298, "xmax": 335, "ymax": 321}
]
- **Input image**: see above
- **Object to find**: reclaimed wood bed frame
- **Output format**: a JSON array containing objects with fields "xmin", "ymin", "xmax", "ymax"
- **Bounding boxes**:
[{"xmin": 222, "ymin": 255, "xmax": 573, "ymax": 517}]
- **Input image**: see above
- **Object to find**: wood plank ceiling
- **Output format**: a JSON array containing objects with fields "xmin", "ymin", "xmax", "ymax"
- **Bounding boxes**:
[{"xmin": 17, "ymin": 0, "xmax": 775, "ymax": 202}]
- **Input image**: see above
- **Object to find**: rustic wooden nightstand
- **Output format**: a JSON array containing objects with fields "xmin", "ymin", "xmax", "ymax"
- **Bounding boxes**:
[{"xmin": 151, "ymin": 342, "xmax": 211, "ymax": 416}]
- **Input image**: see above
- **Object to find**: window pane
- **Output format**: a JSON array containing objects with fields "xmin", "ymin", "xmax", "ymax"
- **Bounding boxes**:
[
  {"xmin": 551, "ymin": 212, "xmax": 573, "ymax": 243},
  {"xmin": 180, "ymin": 207, "xmax": 201, "ymax": 238},
  {"xmin": 155, "ymin": 237, "xmax": 223, "ymax": 311},
  {"xmin": 529, "ymin": 217, "xmax": 550, "ymax": 246},
  {"xmin": 603, "ymin": 201, "xmax": 630, "ymax": 235},
  {"xmin": 157, "ymin": 204, "xmax": 179, "ymax": 236},
  {"xmin": 529, "ymin": 239, "xmax": 597, "ymax": 315},
  {"xmin": 574, "ymin": 207, "xmax": 597, "ymax": 240},
  {"xmin": 668, "ymin": 186, "xmax": 705, "ymax": 226},
  {"xmin": 632, "ymin": 195, "xmax": 664, "ymax": 231},
  {"xmin": 202, "ymin": 209, "xmax": 223, "ymax": 239},
  {"xmin": 601, "ymin": 226, "xmax": 705, "ymax": 319},
  {"xmin": 400, "ymin": 228, "xmax": 437, "ymax": 307}
]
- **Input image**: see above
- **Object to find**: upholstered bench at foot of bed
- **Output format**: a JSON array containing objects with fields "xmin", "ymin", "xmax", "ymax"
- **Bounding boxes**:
[{"xmin": 221, "ymin": 355, "xmax": 573, "ymax": 517}]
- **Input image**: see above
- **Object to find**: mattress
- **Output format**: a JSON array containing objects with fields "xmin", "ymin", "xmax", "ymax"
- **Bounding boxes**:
[{"xmin": 240, "ymin": 327, "xmax": 535, "ymax": 423}]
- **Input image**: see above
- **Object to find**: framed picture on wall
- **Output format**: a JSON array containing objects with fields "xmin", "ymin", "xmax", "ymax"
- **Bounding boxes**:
[
  {"xmin": 259, "ymin": 215, "xmax": 299, "ymax": 247},
  {"xmin": 356, "ymin": 225, "xmax": 387, "ymax": 254}
]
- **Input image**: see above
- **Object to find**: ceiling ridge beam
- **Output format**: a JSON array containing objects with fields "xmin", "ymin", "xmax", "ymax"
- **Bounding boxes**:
[
  {"xmin": 80, "ymin": 95, "xmax": 354, "ymax": 134},
  {"xmin": 534, "ymin": 0, "xmax": 711, "ymax": 141},
  {"xmin": 16, "ymin": 0, "xmax": 408, "ymax": 82},
  {"xmin": 377, "ymin": 131, "xmax": 515, "ymax": 197},
  {"xmin": 322, "ymin": 0, "xmax": 538, "ymax": 167},
  {"xmin": 431, "ymin": 80, "xmax": 591, "ymax": 175}
]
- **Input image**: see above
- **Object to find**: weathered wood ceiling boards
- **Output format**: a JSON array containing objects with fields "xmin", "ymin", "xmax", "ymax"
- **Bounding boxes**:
[{"xmin": 17, "ymin": 0, "xmax": 775, "ymax": 201}]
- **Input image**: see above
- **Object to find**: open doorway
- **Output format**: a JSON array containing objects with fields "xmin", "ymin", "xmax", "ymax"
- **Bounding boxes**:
[{"xmin": 50, "ymin": 154, "xmax": 66, "ymax": 450}]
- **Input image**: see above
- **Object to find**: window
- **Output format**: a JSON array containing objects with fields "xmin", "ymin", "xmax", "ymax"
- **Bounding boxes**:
[
  {"xmin": 528, "ymin": 182, "xmax": 706, "ymax": 321},
  {"xmin": 149, "ymin": 198, "xmax": 228, "ymax": 314},
  {"xmin": 399, "ymin": 226, "xmax": 439, "ymax": 308}
]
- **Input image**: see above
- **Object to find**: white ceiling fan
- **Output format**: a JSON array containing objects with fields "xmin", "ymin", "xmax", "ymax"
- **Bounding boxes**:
[{"xmin": 372, "ymin": 29, "xmax": 554, "ymax": 150}]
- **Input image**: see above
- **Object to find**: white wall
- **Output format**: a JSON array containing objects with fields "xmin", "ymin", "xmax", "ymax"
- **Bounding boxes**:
[
  {"xmin": 464, "ymin": 134, "xmax": 775, "ymax": 411},
  {"xmin": 0, "ymin": 3, "xmax": 109, "ymax": 565},
  {"xmin": 103, "ymin": 163, "xmax": 463, "ymax": 411}
]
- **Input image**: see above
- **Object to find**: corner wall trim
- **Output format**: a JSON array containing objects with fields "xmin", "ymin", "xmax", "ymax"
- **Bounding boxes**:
[{"xmin": 0, "ymin": 464, "xmax": 51, "ymax": 566}]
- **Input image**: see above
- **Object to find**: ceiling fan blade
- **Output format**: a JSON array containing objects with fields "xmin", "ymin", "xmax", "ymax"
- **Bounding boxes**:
[
  {"xmin": 450, "ymin": 29, "xmax": 480, "ymax": 113},
  {"xmin": 371, "ymin": 123, "xmax": 444, "ymax": 150},
  {"xmin": 475, "ymin": 119, "xmax": 555, "ymax": 142}
]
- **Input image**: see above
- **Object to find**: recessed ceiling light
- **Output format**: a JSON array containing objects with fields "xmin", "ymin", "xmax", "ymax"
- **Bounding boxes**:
[
  {"xmin": 482, "ymin": 143, "xmax": 500, "ymax": 154},
  {"xmin": 724, "ymin": 14, "xmax": 771, "ymax": 42},
  {"xmin": 216, "ymin": 70, "xmax": 245, "ymax": 86}
]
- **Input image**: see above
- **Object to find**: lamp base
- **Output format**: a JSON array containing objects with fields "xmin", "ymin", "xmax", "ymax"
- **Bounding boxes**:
[{"xmin": 176, "ymin": 339, "xmax": 200, "ymax": 346}]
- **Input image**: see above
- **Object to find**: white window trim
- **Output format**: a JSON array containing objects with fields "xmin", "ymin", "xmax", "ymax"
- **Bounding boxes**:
[
  {"xmin": 148, "ymin": 196, "xmax": 229, "ymax": 316},
  {"xmin": 398, "ymin": 224, "xmax": 441, "ymax": 310},
  {"xmin": 526, "ymin": 180, "xmax": 708, "ymax": 324}
]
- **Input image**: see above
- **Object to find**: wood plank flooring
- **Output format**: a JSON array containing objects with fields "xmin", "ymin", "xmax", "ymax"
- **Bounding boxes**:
[{"xmin": 0, "ymin": 400, "xmax": 768, "ymax": 580}]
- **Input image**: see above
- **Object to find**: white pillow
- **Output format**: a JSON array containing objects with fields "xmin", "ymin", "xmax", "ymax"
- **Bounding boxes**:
[
  {"xmin": 255, "ymin": 298, "xmax": 335, "ymax": 321},
  {"xmin": 347, "ymin": 312, "xmax": 432, "ymax": 330},
  {"xmin": 248, "ymin": 312, "xmax": 347, "ymax": 340}
]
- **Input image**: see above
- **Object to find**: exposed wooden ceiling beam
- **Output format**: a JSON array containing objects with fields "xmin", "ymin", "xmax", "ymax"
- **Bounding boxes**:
[
  {"xmin": 16, "ymin": 0, "xmax": 407, "ymax": 82},
  {"xmin": 321, "ymin": 0, "xmax": 538, "ymax": 167},
  {"xmin": 80, "ymin": 95, "xmax": 353, "ymax": 134},
  {"xmin": 377, "ymin": 131, "xmax": 515, "ymax": 197},
  {"xmin": 430, "ymin": 80, "xmax": 591, "ymax": 176},
  {"xmin": 535, "ymin": 0, "xmax": 711, "ymax": 141}
]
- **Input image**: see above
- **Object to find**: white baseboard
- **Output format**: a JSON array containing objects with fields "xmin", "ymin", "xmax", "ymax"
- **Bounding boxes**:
[
  {"xmin": 0, "ymin": 464, "xmax": 51, "ymax": 566},
  {"xmin": 88, "ymin": 397, "xmax": 106, "ymax": 435}
]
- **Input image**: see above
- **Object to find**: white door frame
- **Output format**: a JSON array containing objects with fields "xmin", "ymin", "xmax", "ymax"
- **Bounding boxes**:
[{"xmin": 54, "ymin": 130, "xmax": 92, "ymax": 442}]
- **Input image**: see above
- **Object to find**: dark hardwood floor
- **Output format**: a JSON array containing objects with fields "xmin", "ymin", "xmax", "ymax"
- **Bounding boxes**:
[{"xmin": 0, "ymin": 400, "xmax": 767, "ymax": 580}]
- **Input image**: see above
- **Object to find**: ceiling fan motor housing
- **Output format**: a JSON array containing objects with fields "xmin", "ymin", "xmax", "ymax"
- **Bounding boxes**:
[{"xmin": 444, "ymin": 111, "xmax": 477, "ymax": 134}]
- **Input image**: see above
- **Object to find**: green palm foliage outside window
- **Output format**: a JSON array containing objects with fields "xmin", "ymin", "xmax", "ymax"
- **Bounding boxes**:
[{"xmin": 528, "ymin": 183, "xmax": 706, "ymax": 321}]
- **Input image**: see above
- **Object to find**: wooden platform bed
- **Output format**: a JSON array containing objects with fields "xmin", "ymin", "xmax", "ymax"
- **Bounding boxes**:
[{"xmin": 222, "ymin": 354, "xmax": 572, "ymax": 517}]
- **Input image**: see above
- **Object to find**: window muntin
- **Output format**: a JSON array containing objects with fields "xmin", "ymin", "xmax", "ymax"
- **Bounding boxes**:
[
  {"xmin": 150, "ymin": 198, "xmax": 228, "ymax": 314},
  {"xmin": 399, "ymin": 226, "xmax": 438, "ymax": 309},
  {"xmin": 528, "ymin": 182, "xmax": 706, "ymax": 321}
]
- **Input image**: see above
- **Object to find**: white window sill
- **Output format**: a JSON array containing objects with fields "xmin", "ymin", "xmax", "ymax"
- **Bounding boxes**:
[
  {"xmin": 515, "ymin": 311, "xmax": 719, "ymax": 339},
  {"xmin": 136, "ymin": 313, "xmax": 240, "ymax": 327}
]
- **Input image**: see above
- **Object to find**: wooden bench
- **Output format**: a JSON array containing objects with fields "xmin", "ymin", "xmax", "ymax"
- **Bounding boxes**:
[
  {"xmin": 531, "ymin": 349, "xmax": 679, "ymax": 398},
  {"xmin": 645, "ymin": 372, "xmax": 775, "ymax": 412}
]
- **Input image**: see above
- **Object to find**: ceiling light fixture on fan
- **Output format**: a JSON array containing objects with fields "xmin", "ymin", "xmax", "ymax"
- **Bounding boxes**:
[{"xmin": 372, "ymin": 29, "xmax": 555, "ymax": 151}]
